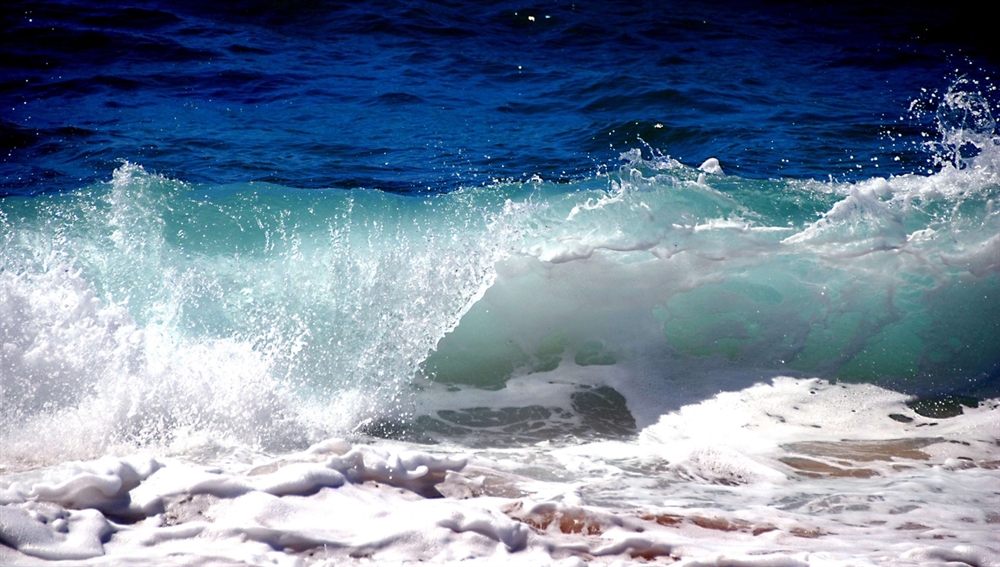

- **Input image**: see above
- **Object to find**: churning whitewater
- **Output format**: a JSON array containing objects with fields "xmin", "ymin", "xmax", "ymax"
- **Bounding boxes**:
[
  {"xmin": 2, "ymin": 101, "xmax": 999, "ymax": 564},
  {"xmin": 3, "ymin": 93, "xmax": 999, "ymax": 457}
]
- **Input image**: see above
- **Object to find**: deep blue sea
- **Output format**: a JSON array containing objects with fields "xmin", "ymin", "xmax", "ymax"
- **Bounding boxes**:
[
  {"xmin": 2, "ymin": 0, "xmax": 998, "ymax": 452},
  {"xmin": 4, "ymin": 0, "xmax": 997, "ymax": 195}
]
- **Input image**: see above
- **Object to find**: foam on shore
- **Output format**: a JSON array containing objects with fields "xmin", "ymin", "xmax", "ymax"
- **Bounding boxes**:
[{"xmin": 2, "ymin": 379, "xmax": 997, "ymax": 566}]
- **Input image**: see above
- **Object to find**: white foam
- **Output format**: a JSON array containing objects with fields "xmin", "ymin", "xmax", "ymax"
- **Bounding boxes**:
[
  {"xmin": 2, "ymin": 99, "xmax": 998, "ymax": 565},
  {"xmin": 0, "ymin": 504, "xmax": 111, "ymax": 561},
  {"xmin": 698, "ymin": 157, "xmax": 724, "ymax": 175},
  {"xmin": 2, "ymin": 381, "xmax": 998, "ymax": 565}
]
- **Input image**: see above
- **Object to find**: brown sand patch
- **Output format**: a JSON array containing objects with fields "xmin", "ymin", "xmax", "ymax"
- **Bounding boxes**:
[
  {"xmin": 778, "ymin": 457, "xmax": 878, "ymax": 478},
  {"xmin": 782, "ymin": 438, "xmax": 942, "ymax": 462},
  {"xmin": 641, "ymin": 513, "xmax": 683, "ymax": 527},
  {"xmin": 503, "ymin": 502, "xmax": 604, "ymax": 535},
  {"xmin": 640, "ymin": 513, "xmax": 787, "ymax": 537},
  {"xmin": 789, "ymin": 527, "xmax": 824, "ymax": 538}
]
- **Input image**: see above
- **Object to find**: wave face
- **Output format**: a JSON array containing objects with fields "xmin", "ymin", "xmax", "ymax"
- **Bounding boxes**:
[
  {"xmin": 424, "ymin": 147, "xmax": 1000, "ymax": 424},
  {"xmin": 2, "ymin": 0, "xmax": 999, "ymax": 464},
  {"xmin": 1, "ymin": 163, "xmax": 521, "ymax": 458},
  {"xmin": 3, "ymin": 87, "xmax": 997, "ymax": 458}
]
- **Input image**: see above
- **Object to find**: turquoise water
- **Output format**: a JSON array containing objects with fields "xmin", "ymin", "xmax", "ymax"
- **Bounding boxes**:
[{"xmin": 3, "ymin": 134, "xmax": 997, "ymax": 451}]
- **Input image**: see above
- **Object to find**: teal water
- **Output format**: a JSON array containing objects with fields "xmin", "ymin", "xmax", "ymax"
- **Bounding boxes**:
[
  {"xmin": 3, "ymin": 109, "xmax": 997, "ymax": 452},
  {"xmin": 1, "ymin": 1, "xmax": 998, "ymax": 457}
]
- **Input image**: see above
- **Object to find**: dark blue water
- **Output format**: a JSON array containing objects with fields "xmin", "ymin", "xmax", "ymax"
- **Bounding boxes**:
[{"xmin": 3, "ymin": 0, "xmax": 996, "ymax": 196}]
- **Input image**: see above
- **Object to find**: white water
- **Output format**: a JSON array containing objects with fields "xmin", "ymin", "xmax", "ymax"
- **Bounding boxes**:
[{"xmin": 1, "ymin": 378, "xmax": 997, "ymax": 566}]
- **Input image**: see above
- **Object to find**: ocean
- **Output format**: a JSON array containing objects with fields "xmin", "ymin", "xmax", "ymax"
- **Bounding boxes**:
[{"xmin": 1, "ymin": 1, "xmax": 998, "ymax": 565}]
